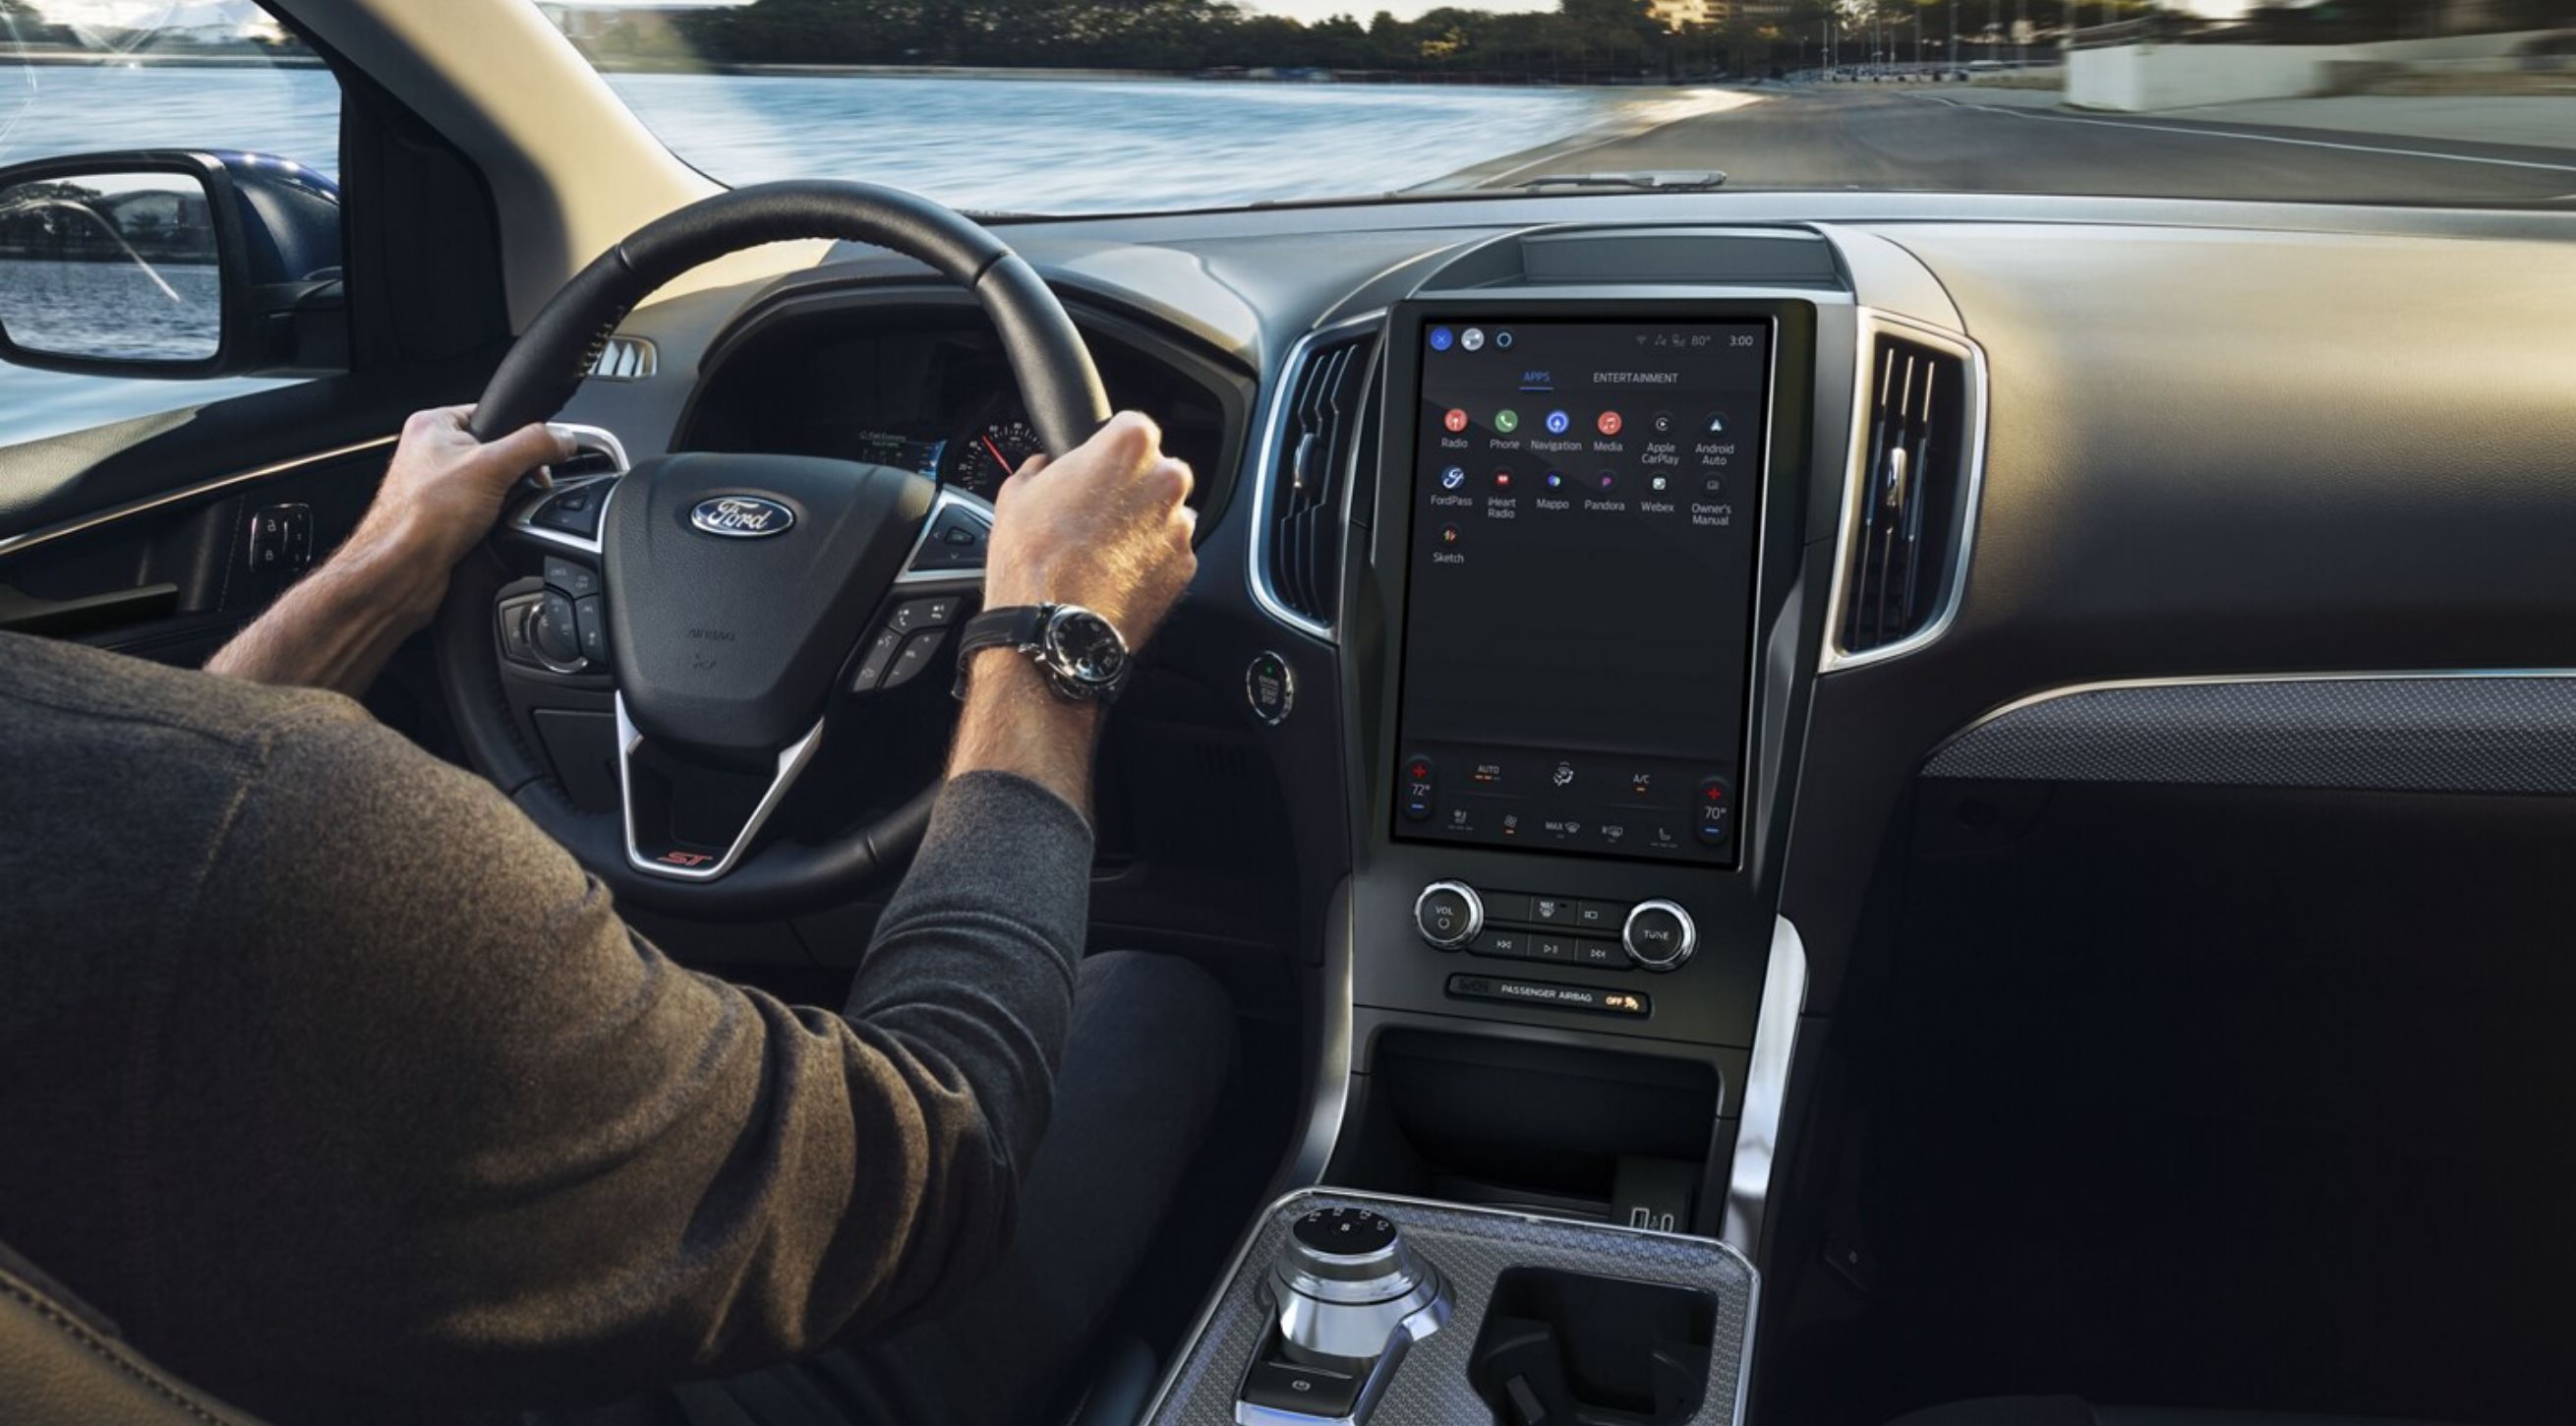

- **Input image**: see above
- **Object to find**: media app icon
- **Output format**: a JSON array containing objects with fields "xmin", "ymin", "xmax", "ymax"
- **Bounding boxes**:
[
  {"xmin": 1493, "ymin": 409, "xmax": 1520, "ymax": 434},
  {"xmin": 1442, "ymin": 408, "xmax": 1469, "ymax": 433},
  {"xmin": 1544, "ymin": 410, "xmax": 1570, "ymax": 435},
  {"xmin": 1597, "ymin": 410, "xmax": 1624, "ymax": 437},
  {"xmin": 1428, "ymin": 327, "xmax": 1454, "ymax": 352},
  {"xmin": 1461, "ymin": 327, "xmax": 1486, "ymax": 351}
]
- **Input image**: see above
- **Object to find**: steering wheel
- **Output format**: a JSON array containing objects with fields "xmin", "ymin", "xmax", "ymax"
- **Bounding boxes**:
[{"xmin": 434, "ymin": 182, "xmax": 1109, "ymax": 919}]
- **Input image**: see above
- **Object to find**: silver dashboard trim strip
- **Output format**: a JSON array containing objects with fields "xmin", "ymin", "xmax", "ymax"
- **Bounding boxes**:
[
  {"xmin": 0, "ymin": 435, "xmax": 398, "ymax": 564},
  {"xmin": 1722, "ymin": 916, "xmax": 1807, "ymax": 1261},
  {"xmin": 1244, "ymin": 311, "xmax": 1387, "ymax": 643},
  {"xmin": 1933, "ymin": 667, "xmax": 2576, "ymax": 752},
  {"xmin": 1282, "ymin": 878, "xmax": 1358, "ymax": 1190},
  {"xmin": 1817, "ymin": 308, "xmax": 1991, "ymax": 674}
]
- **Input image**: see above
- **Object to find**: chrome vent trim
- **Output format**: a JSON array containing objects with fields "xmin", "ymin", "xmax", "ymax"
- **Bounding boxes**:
[
  {"xmin": 1248, "ymin": 312, "xmax": 1384, "ymax": 642},
  {"xmin": 588, "ymin": 335, "xmax": 658, "ymax": 381},
  {"xmin": 1819, "ymin": 310, "xmax": 1988, "ymax": 673}
]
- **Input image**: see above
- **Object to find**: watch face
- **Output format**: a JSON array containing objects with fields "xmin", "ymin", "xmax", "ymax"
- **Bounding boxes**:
[{"xmin": 1046, "ymin": 607, "xmax": 1129, "ymax": 687}]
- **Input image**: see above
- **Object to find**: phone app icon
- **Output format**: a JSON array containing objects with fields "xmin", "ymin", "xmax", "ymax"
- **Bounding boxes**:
[
  {"xmin": 1428, "ymin": 327, "xmax": 1454, "ymax": 352},
  {"xmin": 1493, "ymin": 408, "xmax": 1520, "ymax": 434},
  {"xmin": 1597, "ymin": 410, "xmax": 1624, "ymax": 437},
  {"xmin": 1442, "ymin": 408, "xmax": 1469, "ymax": 433},
  {"xmin": 1545, "ymin": 410, "xmax": 1570, "ymax": 435}
]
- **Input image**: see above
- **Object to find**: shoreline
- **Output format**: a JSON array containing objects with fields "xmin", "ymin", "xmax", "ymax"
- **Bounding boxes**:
[
  {"xmin": 3, "ymin": 47, "xmax": 1718, "ymax": 91},
  {"xmin": 1417, "ymin": 88, "xmax": 1766, "ymax": 191}
]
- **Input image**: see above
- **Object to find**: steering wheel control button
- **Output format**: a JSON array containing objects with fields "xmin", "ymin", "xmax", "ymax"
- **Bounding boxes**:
[
  {"xmin": 573, "ymin": 595, "xmax": 611, "ymax": 668},
  {"xmin": 532, "ymin": 591, "xmax": 583, "ymax": 670},
  {"xmin": 531, "ymin": 483, "xmax": 606, "ymax": 539},
  {"xmin": 1413, "ymin": 881, "xmax": 1482, "ymax": 951},
  {"xmin": 1696, "ymin": 777, "xmax": 1733, "ymax": 846},
  {"xmin": 880, "ymin": 629, "xmax": 946, "ymax": 690},
  {"xmin": 1246, "ymin": 650, "xmax": 1296, "ymax": 726},
  {"xmin": 888, "ymin": 597, "xmax": 960, "ymax": 633},
  {"xmin": 911, "ymin": 506, "xmax": 990, "ymax": 571},
  {"xmin": 1622, "ymin": 900, "xmax": 1697, "ymax": 972},
  {"xmin": 1446, "ymin": 974, "xmax": 1652, "ymax": 1019},
  {"xmin": 1400, "ymin": 754, "xmax": 1435, "ymax": 822},
  {"xmin": 542, "ymin": 556, "xmax": 599, "ymax": 600},
  {"xmin": 850, "ymin": 626, "xmax": 906, "ymax": 692}
]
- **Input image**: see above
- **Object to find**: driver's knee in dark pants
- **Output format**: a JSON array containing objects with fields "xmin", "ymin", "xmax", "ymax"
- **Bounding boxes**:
[
  {"xmin": 880, "ymin": 948, "xmax": 1236, "ymax": 1424},
  {"xmin": 566, "ymin": 949, "xmax": 1235, "ymax": 1426}
]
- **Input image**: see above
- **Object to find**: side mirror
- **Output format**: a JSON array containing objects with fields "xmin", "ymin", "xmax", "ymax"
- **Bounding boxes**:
[{"xmin": 0, "ymin": 149, "xmax": 343, "ymax": 380}]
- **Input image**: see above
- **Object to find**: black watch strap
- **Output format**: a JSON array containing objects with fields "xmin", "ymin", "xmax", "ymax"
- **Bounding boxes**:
[{"xmin": 956, "ymin": 605, "xmax": 1050, "ymax": 663}]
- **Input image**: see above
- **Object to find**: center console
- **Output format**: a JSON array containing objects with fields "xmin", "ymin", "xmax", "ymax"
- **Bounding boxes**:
[
  {"xmin": 1142, "ymin": 1190, "xmax": 1756, "ymax": 1426},
  {"xmin": 1174, "ymin": 227, "xmax": 1859, "ymax": 1426},
  {"xmin": 1327, "ymin": 254, "xmax": 1832, "ymax": 1243}
]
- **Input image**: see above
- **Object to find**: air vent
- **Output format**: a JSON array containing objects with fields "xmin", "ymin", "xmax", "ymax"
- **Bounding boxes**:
[
  {"xmin": 588, "ymin": 335, "xmax": 657, "ymax": 380},
  {"xmin": 1253, "ymin": 321, "xmax": 1380, "ymax": 637},
  {"xmin": 1829, "ymin": 318, "xmax": 1982, "ymax": 667}
]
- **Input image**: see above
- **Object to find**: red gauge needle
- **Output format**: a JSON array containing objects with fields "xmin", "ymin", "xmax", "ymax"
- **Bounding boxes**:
[{"xmin": 981, "ymin": 435, "xmax": 1013, "ymax": 473}]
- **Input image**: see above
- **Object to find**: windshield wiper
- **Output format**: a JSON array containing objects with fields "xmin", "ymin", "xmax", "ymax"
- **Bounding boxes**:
[{"xmin": 1499, "ymin": 170, "xmax": 1729, "ymax": 195}]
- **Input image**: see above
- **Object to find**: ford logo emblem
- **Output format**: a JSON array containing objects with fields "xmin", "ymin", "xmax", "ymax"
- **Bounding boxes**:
[{"xmin": 688, "ymin": 495, "xmax": 795, "ymax": 539}]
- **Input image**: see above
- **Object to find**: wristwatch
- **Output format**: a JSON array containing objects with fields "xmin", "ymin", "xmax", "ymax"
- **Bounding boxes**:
[{"xmin": 952, "ymin": 603, "xmax": 1132, "ymax": 703}]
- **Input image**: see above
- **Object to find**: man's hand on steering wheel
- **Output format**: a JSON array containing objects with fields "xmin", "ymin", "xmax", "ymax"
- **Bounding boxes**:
[
  {"xmin": 956, "ymin": 410, "xmax": 1196, "ymax": 813},
  {"xmin": 206, "ymin": 405, "xmax": 572, "ymax": 696},
  {"xmin": 985, "ymin": 410, "xmax": 1198, "ymax": 650}
]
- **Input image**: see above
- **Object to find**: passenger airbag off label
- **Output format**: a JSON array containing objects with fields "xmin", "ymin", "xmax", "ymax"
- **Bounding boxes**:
[{"xmin": 1446, "ymin": 973, "xmax": 1650, "ymax": 1018}]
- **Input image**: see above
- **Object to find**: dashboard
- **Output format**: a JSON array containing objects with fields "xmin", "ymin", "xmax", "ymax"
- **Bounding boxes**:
[{"xmin": 543, "ymin": 189, "xmax": 2576, "ymax": 1062}]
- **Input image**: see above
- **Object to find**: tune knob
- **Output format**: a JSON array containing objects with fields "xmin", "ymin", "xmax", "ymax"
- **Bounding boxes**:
[
  {"xmin": 1621, "ymin": 900, "xmax": 1697, "ymax": 971},
  {"xmin": 1412, "ymin": 881, "xmax": 1482, "ymax": 951}
]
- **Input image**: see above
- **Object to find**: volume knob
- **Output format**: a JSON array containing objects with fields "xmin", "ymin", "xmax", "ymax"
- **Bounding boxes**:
[{"xmin": 1412, "ymin": 881, "xmax": 1482, "ymax": 950}]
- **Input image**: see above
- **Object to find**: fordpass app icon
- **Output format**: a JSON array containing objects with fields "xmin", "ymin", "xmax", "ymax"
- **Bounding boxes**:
[{"xmin": 1440, "ymin": 466, "xmax": 1465, "ymax": 490}]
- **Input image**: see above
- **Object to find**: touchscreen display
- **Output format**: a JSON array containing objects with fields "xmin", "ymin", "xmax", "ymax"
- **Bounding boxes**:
[{"xmin": 1393, "ymin": 319, "xmax": 1770, "ymax": 866}]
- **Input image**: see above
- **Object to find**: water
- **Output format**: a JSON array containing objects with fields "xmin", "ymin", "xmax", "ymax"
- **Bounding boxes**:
[
  {"xmin": 0, "ymin": 259, "xmax": 220, "ymax": 360},
  {"xmin": 0, "ymin": 64, "xmax": 1663, "ymax": 448}
]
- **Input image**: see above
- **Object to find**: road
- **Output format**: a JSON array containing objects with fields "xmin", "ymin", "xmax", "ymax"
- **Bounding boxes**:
[{"xmin": 1484, "ymin": 86, "xmax": 2576, "ymax": 206}]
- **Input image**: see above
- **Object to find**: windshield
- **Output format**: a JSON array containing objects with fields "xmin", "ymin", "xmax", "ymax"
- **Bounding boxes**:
[{"xmin": 556, "ymin": 1, "xmax": 2576, "ymax": 213}]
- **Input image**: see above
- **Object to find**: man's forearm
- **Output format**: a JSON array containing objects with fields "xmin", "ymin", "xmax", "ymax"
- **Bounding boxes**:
[
  {"xmin": 206, "ymin": 530, "xmax": 448, "ymax": 697},
  {"xmin": 949, "ymin": 648, "xmax": 1106, "ymax": 818}
]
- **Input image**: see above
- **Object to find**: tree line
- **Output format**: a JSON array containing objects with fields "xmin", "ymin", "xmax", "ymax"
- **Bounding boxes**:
[{"xmin": 599, "ymin": 0, "xmax": 1850, "ymax": 82}]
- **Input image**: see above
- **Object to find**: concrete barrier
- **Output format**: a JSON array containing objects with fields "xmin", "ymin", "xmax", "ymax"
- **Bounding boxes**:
[{"xmin": 2068, "ymin": 30, "xmax": 2574, "ymax": 112}]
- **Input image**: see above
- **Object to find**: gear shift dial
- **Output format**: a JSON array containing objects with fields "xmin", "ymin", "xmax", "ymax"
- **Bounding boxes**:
[{"xmin": 1235, "ymin": 1207, "xmax": 1450, "ymax": 1424}]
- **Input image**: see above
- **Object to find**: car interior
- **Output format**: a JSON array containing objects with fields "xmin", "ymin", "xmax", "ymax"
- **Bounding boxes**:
[{"xmin": 3, "ymin": 2, "xmax": 2572, "ymax": 1425}]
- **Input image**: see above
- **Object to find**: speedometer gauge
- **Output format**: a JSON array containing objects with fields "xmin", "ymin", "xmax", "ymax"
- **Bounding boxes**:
[{"xmin": 950, "ymin": 416, "xmax": 1042, "ymax": 500}]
